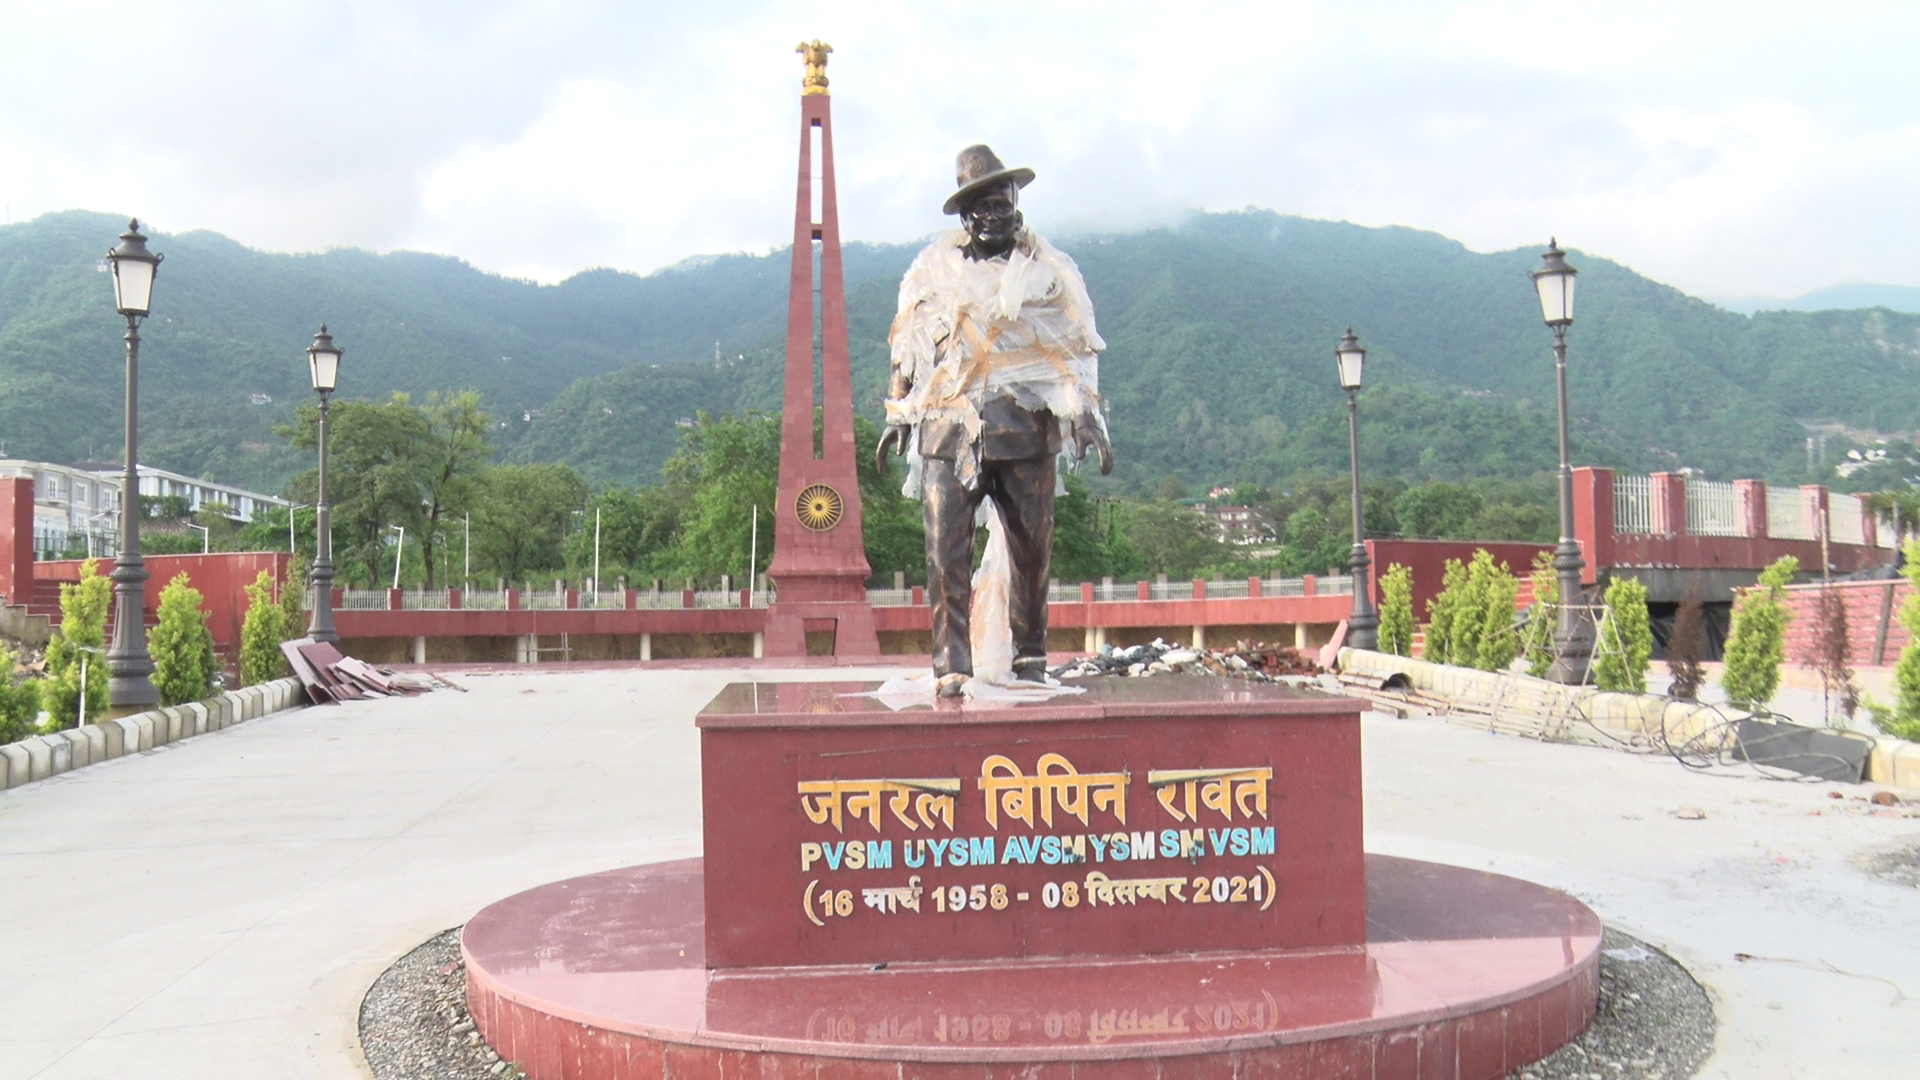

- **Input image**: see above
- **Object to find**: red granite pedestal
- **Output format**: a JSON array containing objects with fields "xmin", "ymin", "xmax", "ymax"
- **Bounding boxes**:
[{"xmin": 463, "ymin": 680, "xmax": 1600, "ymax": 1078}]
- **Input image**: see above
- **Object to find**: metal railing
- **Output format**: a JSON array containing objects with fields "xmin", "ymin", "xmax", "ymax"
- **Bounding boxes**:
[
  {"xmin": 1614, "ymin": 474, "xmax": 1655, "ymax": 534},
  {"xmin": 1767, "ymin": 486, "xmax": 1813, "ymax": 540},
  {"xmin": 1829, "ymin": 493, "xmax": 1866, "ymax": 546},
  {"xmin": 1686, "ymin": 479, "xmax": 1743, "ymax": 537},
  {"xmin": 330, "ymin": 576, "xmax": 1350, "ymax": 612}
]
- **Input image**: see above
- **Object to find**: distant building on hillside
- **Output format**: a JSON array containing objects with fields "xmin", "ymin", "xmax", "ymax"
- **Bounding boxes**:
[
  {"xmin": 0, "ymin": 460, "xmax": 286, "ymax": 558},
  {"xmin": 1206, "ymin": 505, "xmax": 1272, "ymax": 545}
]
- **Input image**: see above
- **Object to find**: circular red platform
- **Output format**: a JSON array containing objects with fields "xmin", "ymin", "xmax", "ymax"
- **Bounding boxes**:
[{"xmin": 464, "ymin": 855, "xmax": 1599, "ymax": 1079}]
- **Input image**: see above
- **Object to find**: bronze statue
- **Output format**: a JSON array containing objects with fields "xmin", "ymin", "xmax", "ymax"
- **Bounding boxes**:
[{"xmin": 879, "ymin": 145, "xmax": 1113, "ymax": 696}]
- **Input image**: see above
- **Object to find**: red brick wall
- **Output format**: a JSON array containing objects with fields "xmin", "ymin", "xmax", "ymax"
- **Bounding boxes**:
[
  {"xmin": 38, "ymin": 552, "xmax": 291, "ymax": 663},
  {"xmin": 1781, "ymin": 579, "xmax": 1911, "ymax": 667}
]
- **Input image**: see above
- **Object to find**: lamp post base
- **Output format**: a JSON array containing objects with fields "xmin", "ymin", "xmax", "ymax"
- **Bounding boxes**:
[{"xmin": 107, "ymin": 674, "xmax": 159, "ymax": 710}]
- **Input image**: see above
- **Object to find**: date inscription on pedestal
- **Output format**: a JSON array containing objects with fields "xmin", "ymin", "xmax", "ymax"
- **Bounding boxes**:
[{"xmin": 792, "ymin": 756, "xmax": 1277, "ymax": 933}]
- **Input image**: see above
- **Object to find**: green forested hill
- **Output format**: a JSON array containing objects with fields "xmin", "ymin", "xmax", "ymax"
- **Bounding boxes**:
[{"xmin": 2, "ymin": 208, "xmax": 1916, "ymax": 496}]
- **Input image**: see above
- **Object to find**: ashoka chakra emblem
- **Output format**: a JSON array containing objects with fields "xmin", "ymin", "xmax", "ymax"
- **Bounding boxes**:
[{"xmin": 796, "ymin": 484, "xmax": 844, "ymax": 531}]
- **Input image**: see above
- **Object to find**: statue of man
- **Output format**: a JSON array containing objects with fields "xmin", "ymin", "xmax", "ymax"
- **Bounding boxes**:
[{"xmin": 878, "ymin": 145, "xmax": 1113, "ymax": 695}]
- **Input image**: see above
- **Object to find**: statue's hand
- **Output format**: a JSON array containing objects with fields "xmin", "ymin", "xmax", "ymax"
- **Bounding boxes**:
[
  {"xmin": 876, "ymin": 423, "xmax": 911, "ymax": 473},
  {"xmin": 1070, "ymin": 413, "xmax": 1114, "ymax": 475}
]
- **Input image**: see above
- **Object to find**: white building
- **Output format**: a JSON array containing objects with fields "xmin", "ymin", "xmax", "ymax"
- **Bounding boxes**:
[{"xmin": 0, "ymin": 460, "xmax": 286, "ymax": 557}]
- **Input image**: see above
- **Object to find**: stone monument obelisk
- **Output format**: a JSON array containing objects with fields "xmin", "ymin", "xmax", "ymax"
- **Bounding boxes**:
[{"xmin": 761, "ymin": 41, "xmax": 880, "ymax": 658}]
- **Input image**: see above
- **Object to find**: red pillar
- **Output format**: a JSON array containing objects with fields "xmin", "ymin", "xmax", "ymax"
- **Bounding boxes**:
[
  {"xmin": 1572, "ymin": 467, "xmax": 1613, "ymax": 586},
  {"xmin": 1736, "ymin": 480, "xmax": 1769, "ymax": 539},
  {"xmin": 0, "ymin": 477, "xmax": 32, "ymax": 606},
  {"xmin": 762, "ymin": 58, "xmax": 878, "ymax": 658},
  {"xmin": 1650, "ymin": 472, "xmax": 1688, "ymax": 536}
]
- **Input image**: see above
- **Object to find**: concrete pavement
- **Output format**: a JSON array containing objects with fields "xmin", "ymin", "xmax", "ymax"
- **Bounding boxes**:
[{"xmin": 1, "ymin": 667, "xmax": 1914, "ymax": 1078}]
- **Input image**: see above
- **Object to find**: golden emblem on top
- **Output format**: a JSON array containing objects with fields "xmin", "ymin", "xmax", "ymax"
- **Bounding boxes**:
[
  {"xmin": 796, "ymin": 40, "xmax": 832, "ymax": 95},
  {"xmin": 796, "ymin": 484, "xmax": 844, "ymax": 531}
]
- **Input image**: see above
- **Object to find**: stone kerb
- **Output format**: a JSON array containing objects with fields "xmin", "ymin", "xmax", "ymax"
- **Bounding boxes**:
[
  {"xmin": 0, "ymin": 676, "xmax": 303, "ymax": 792},
  {"xmin": 1339, "ymin": 648, "xmax": 1920, "ymax": 791}
]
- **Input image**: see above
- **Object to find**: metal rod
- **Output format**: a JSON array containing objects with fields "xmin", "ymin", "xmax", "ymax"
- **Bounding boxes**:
[
  {"xmin": 107, "ymin": 314, "xmax": 157, "ymax": 709},
  {"xmin": 307, "ymin": 393, "xmax": 339, "ymax": 644},
  {"xmin": 1344, "ymin": 387, "xmax": 1378, "ymax": 650},
  {"xmin": 1547, "ymin": 323, "xmax": 1590, "ymax": 682}
]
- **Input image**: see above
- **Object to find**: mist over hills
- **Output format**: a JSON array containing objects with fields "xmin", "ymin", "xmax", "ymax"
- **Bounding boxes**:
[{"xmin": 2, "ymin": 208, "xmax": 1917, "ymax": 497}]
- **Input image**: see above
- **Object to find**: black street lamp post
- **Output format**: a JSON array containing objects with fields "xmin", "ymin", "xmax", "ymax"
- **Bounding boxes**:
[
  {"xmin": 1533, "ymin": 239, "xmax": 1590, "ymax": 683},
  {"xmin": 1337, "ymin": 328, "xmax": 1379, "ymax": 651},
  {"xmin": 105, "ymin": 220, "xmax": 161, "ymax": 711},
  {"xmin": 306, "ymin": 326, "xmax": 342, "ymax": 644}
]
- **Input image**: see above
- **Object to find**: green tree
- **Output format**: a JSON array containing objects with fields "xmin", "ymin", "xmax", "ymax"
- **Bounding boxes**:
[
  {"xmin": 1721, "ymin": 556, "xmax": 1799, "ymax": 710},
  {"xmin": 1114, "ymin": 500, "xmax": 1231, "ymax": 580},
  {"xmin": 853, "ymin": 414, "xmax": 927, "ymax": 585},
  {"xmin": 282, "ymin": 394, "xmax": 441, "ymax": 587},
  {"xmin": 239, "ymin": 571, "xmax": 289, "ymax": 686},
  {"xmin": 1394, "ymin": 483, "xmax": 1484, "ymax": 539},
  {"xmin": 0, "ymin": 643, "xmax": 39, "ymax": 743},
  {"xmin": 150, "ymin": 573, "xmax": 217, "ymax": 706},
  {"xmin": 1423, "ymin": 557, "xmax": 1468, "ymax": 665},
  {"xmin": 660, "ymin": 411, "xmax": 781, "ymax": 580},
  {"xmin": 1472, "ymin": 551, "xmax": 1522, "ymax": 672},
  {"xmin": 1446, "ymin": 552, "xmax": 1493, "ymax": 667},
  {"xmin": 1594, "ymin": 577, "xmax": 1653, "ymax": 693},
  {"xmin": 43, "ymin": 558, "xmax": 111, "ymax": 729},
  {"xmin": 1377, "ymin": 563, "xmax": 1414, "ymax": 656},
  {"xmin": 1521, "ymin": 550, "xmax": 1560, "ymax": 678},
  {"xmin": 415, "ymin": 391, "xmax": 494, "ymax": 588},
  {"xmin": 470, "ymin": 463, "xmax": 591, "ymax": 583},
  {"xmin": 1278, "ymin": 507, "xmax": 1348, "ymax": 577}
]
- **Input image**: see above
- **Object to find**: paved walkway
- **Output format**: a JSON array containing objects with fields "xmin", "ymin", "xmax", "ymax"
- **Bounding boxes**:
[{"xmin": 1, "ymin": 668, "xmax": 1914, "ymax": 1078}]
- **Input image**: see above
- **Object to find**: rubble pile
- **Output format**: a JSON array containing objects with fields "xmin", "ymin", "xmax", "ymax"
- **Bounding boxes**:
[{"xmin": 1051, "ymin": 637, "xmax": 1322, "ymax": 682}]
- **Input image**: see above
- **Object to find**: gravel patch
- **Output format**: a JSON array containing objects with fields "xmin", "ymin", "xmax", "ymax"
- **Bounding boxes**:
[
  {"xmin": 364, "ymin": 926, "xmax": 1714, "ymax": 1080},
  {"xmin": 360, "ymin": 927, "xmax": 523, "ymax": 1080},
  {"xmin": 1511, "ymin": 927, "xmax": 1715, "ymax": 1080},
  {"xmin": 1863, "ymin": 839, "xmax": 1920, "ymax": 888}
]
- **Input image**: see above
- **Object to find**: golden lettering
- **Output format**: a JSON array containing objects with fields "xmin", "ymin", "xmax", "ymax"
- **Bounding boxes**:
[
  {"xmin": 980, "ymin": 753, "xmax": 1129, "ymax": 830},
  {"xmin": 797, "ymin": 778, "xmax": 962, "ymax": 833},
  {"xmin": 1147, "ymin": 767, "xmax": 1272, "ymax": 822}
]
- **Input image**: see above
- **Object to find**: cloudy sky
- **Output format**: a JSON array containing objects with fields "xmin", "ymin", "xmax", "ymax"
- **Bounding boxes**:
[{"xmin": 1, "ymin": 0, "xmax": 1914, "ymax": 299}]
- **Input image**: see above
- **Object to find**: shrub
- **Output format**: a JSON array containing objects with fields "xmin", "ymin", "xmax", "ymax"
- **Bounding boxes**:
[
  {"xmin": 1888, "ymin": 541, "xmax": 1920, "ymax": 738},
  {"xmin": 1721, "ymin": 556, "xmax": 1798, "ymax": 710},
  {"xmin": 240, "ymin": 570, "xmax": 289, "ymax": 686},
  {"xmin": 1377, "ymin": 563, "xmax": 1414, "ymax": 657},
  {"xmin": 1667, "ymin": 588, "xmax": 1707, "ymax": 701},
  {"xmin": 1472, "ymin": 551, "xmax": 1522, "ymax": 672},
  {"xmin": 1521, "ymin": 551, "xmax": 1559, "ymax": 679},
  {"xmin": 1594, "ymin": 577, "xmax": 1653, "ymax": 694},
  {"xmin": 281, "ymin": 553, "xmax": 308, "ymax": 633},
  {"xmin": 0, "ymin": 643, "xmax": 39, "ymax": 743},
  {"xmin": 1425, "ymin": 550, "xmax": 1521, "ymax": 672},
  {"xmin": 43, "ymin": 558, "xmax": 111, "ymax": 729},
  {"xmin": 150, "ymin": 573, "xmax": 217, "ymax": 707},
  {"xmin": 1423, "ymin": 558, "xmax": 1468, "ymax": 664}
]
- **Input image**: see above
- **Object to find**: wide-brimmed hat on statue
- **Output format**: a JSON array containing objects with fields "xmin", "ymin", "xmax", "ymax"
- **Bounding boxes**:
[{"xmin": 943, "ymin": 144, "xmax": 1036, "ymax": 215}]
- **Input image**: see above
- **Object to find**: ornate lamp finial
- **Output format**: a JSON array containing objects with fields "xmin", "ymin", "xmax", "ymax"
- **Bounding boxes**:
[{"xmin": 796, "ymin": 40, "xmax": 832, "ymax": 95}]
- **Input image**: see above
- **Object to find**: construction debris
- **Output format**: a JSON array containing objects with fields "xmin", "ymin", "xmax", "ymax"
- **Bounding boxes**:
[
  {"xmin": 280, "ymin": 637, "xmax": 436, "ymax": 704},
  {"xmin": 1051, "ymin": 638, "xmax": 1321, "ymax": 682}
]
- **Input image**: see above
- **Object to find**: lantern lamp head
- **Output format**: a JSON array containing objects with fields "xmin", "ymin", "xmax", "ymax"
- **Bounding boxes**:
[
  {"xmin": 1336, "ymin": 327, "xmax": 1366, "ymax": 391},
  {"xmin": 1532, "ymin": 237, "xmax": 1578, "ymax": 327},
  {"xmin": 307, "ymin": 324, "xmax": 342, "ymax": 394},
  {"xmin": 106, "ymin": 218, "xmax": 162, "ymax": 317}
]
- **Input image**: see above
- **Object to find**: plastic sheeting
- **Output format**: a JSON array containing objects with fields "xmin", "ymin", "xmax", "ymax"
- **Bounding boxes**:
[
  {"xmin": 885, "ymin": 228, "xmax": 1108, "ymax": 685},
  {"xmin": 885, "ymin": 227, "xmax": 1107, "ymax": 498}
]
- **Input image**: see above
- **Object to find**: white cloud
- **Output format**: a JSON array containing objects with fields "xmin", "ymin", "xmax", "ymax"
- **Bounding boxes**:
[{"xmin": 1, "ymin": 0, "xmax": 1915, "ymax": 295}]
